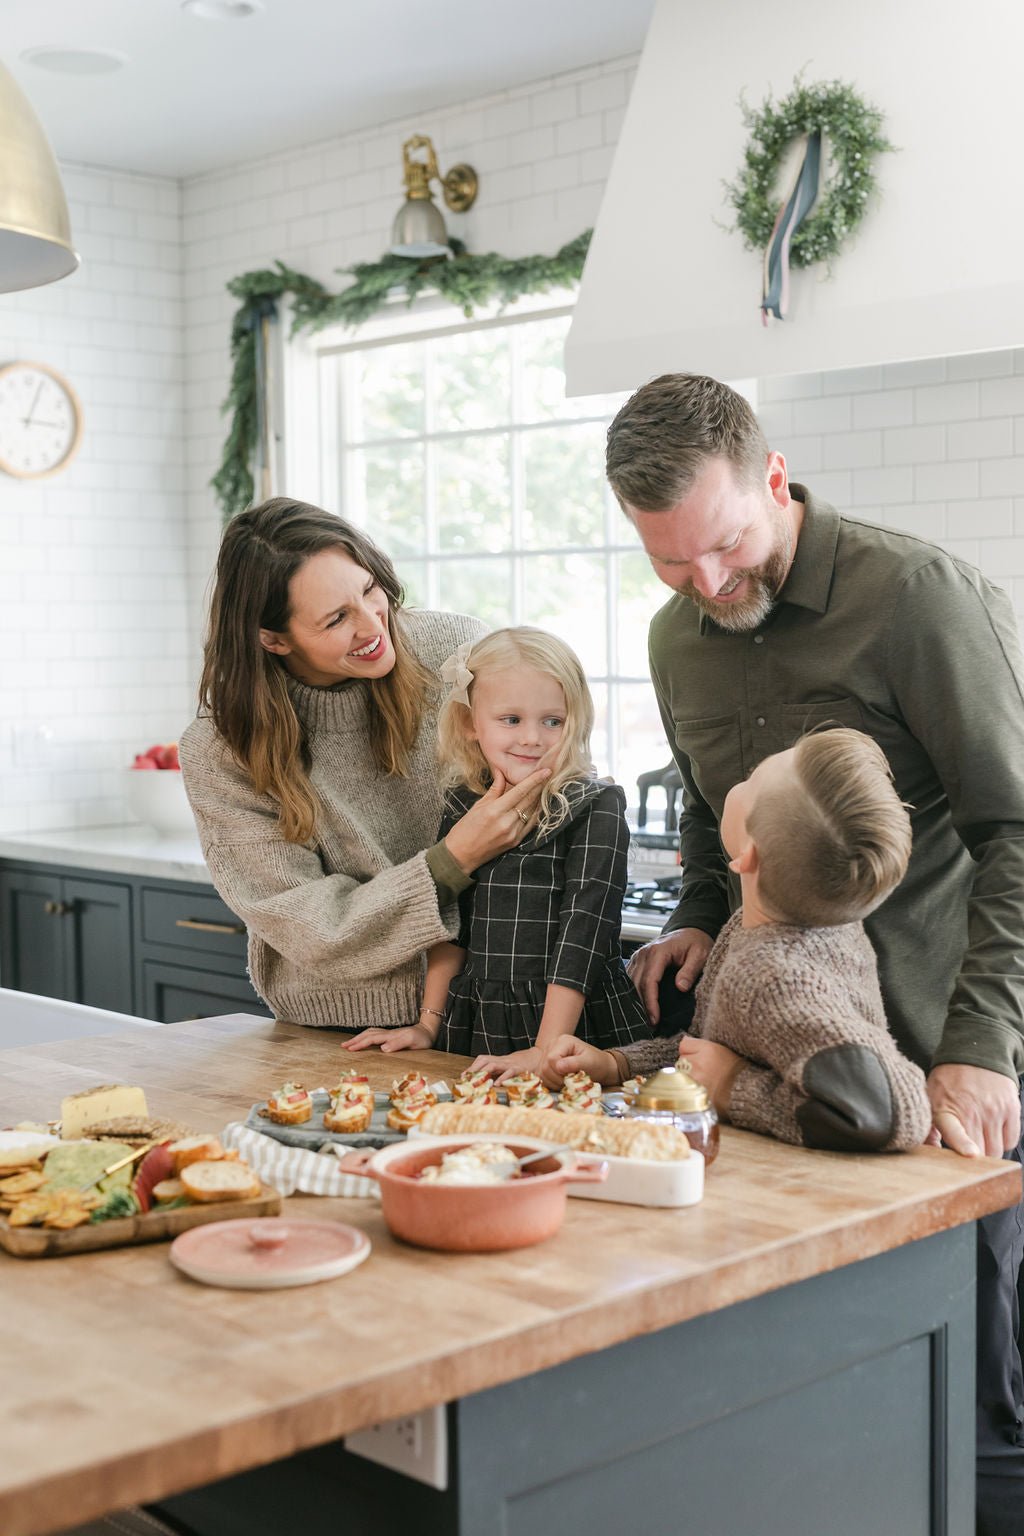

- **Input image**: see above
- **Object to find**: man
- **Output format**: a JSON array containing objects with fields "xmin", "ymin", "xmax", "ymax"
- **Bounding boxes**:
[{"xmin": 606, "ymin": 372, "xmax": 1024, "ymax": 1536}]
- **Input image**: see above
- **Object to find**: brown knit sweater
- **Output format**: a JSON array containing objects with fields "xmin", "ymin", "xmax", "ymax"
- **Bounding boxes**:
[
  {"xmin": 180, "ymin": 609, "xmax": 484, "ymax": 1030},
  {"xmin": 621, "ymin": 912, "xmax": 932, "ymax": 1152}
]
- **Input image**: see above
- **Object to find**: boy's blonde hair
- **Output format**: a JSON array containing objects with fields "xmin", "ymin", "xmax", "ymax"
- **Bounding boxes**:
[
  {"xmin": 437, "ymin": 627, "xmax": 595, "ymax": 837},
  {"xmin": 748, "ymin": 728, "xmax": 911, "ymax": 927}
]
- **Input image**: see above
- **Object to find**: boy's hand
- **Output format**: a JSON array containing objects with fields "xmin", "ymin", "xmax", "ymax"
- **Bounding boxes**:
[
  {"xmin": 342, "ymin": 1024, "xmax": 435, "ymax": 1053},
  {"xmin": 676, "ymin": 1036, "xmax": 746, "ymax": 1115},
  {"xmin": 472, "ymin": 1046, "xmax": 544, "ymax": 1085},
  {"xmin": 546, "ymin": 1035, "xmax": 621, "ymax": 1088}
]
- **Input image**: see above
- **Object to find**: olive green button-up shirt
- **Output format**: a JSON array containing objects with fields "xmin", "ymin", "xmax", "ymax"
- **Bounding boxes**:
[{"xmin": 649, "ymin": 487, "xmax": 1024, "ymax": 1081}]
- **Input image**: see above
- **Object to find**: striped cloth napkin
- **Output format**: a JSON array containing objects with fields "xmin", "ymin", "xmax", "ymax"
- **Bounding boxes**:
[{"xmin": 221, "ymin": 1121, "xmax": 378, "ymax": 1199}]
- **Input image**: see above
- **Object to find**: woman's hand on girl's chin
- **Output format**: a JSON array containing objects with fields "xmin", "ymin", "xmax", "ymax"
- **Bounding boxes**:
[
  {"xmin": 342, "ymin": 1024, "xmax": 435, "ymax": 1053},
  {"xmin": 472, "ymin": 1046, "xmax": 544, "ymax": 1085},
  {"xmin": 444, "ymin": 764, "xmax": 552, "ymax": 874}
]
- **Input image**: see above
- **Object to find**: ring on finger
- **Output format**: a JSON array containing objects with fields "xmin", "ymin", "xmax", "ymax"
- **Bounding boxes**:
[{"xmin": 516, "ymin": 809, "xmax": 529, "ymax": 825}]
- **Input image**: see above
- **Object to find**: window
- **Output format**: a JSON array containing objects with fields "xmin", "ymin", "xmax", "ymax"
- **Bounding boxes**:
[{"xmin": 313, "ymin": 307, "xmax": 673, "ymax": 812}]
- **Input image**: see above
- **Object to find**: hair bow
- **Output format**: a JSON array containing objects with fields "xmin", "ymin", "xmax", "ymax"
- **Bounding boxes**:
[{"xmin": 439, "ymin": 640, "xmax": 475, "ymax": 706}]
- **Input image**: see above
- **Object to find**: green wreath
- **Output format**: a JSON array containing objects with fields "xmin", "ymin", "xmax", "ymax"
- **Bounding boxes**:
[{"xmin": 725, "ymin": 79, "xmax": 892, "ymax": 270}]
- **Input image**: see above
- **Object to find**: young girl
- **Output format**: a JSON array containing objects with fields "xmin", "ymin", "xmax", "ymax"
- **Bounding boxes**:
[{"xmin": 356, "ymin": 626, "xmax": 651, "ymax": 1078}]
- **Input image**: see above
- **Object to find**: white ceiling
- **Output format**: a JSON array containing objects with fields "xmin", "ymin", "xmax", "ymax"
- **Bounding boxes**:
[{"xmin": 2, "ymin": 0, "xmax": 653, "ymax": 180}]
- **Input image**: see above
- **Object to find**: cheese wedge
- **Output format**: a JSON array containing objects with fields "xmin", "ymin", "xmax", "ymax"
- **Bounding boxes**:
[{"xmin": 60, "ymin": 1085, "xmax": 149, "ymax": 1141}]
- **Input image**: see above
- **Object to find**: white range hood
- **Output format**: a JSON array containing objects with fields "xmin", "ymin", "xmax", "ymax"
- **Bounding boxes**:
[{"xmin": 565, "ymin": 0, "xmax": 1024, "ymax": 395}]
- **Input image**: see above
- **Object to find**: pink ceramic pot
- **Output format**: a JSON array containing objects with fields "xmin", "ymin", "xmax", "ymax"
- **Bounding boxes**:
[{"xmin": 340, "ymin": 1136, "xmax": 608, "ymax": 1252}]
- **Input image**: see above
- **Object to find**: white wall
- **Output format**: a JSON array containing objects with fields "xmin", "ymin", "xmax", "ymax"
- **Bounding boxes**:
[
  {"xmin": 0, "ymin": 164, "xmax": 192, "ymax": 834},
  {"xmin": 2, "ymin": 52, "xmax": 1023, "ymax": 838}
]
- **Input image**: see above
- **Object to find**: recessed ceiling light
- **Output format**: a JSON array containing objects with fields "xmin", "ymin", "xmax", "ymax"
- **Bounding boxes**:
[
  {"xmin": 21, "ymin": 46, "xmax": 127, "ymax": 76},
  {"xmin": 182, "ymin": 0, "xmax": 264, "ymax": 18}
]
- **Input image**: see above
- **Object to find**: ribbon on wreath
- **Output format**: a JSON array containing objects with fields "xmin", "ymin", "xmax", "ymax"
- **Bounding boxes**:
[{"xmin": 761, "ymin": 129, "xmax": 822, "ymax": 324}]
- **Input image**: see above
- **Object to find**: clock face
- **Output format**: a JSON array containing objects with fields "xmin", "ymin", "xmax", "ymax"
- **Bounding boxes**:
[{"xmin": 0, "ymin": 362, "xmax": 82, "ymax": 479}]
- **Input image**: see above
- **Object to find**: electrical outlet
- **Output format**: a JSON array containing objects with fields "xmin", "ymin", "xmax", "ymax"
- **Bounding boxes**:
[{"xmin": 344, "ymin": 1405, "xmax": 448, "ymax": 1489}]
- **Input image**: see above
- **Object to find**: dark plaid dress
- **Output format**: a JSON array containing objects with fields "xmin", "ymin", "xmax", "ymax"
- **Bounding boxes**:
[{"xmin": 436, "ymin": 779, "xmax": 652, "ymax": 1057}]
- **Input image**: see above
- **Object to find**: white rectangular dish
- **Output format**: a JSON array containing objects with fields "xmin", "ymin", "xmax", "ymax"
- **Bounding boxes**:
[{"xmin": 409, "ymin": 1128, "xmax": 704, "ymax": 1208}]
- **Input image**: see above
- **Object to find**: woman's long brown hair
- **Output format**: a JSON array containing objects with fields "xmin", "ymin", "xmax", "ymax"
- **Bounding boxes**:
[{"xmin": 198, "ymin": 497, "xmax": 432, "ymax": 844}]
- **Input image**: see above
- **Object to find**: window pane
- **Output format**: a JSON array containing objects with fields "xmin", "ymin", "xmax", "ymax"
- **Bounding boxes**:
[
  {"xmin": 398, "ymin": 561, "xmax": 428, "ymax": 610},
  {"xmin": 614, "ymin": 683, "xmax": 675, "ymax": 825},
  {"xmin": 347, "ymin": 443, "xmax": 425, "ymax": 558},
  {"xmin": 438, "ymin": 558, "xmax": 512, "ymax": 628},
  {"xmin": 432, "ymin": 331, "xmax": 510, "ymax": 431},
  {"xmin": 349, "ymin": 344, "xmax": 425, "ymax": 441},
  {"xmin": 589, "ymin": 681, "xmax": 609, "ymax": 779},
  {"xmin": 521, "ymin": 552, "xmax": 607, "ymax": 676},
  {"xmin": 521, "ymin": 422, "xmax": 607, "ymax": 549},
  {"xmin": 520, "ymin": 316, "xmax": 626, "ymax": 422},
  {"xmin": 615, "ymin": 551, "xmax": 671, "ymax": 676},
  {"xmin": 437, "ymin": 434, "xmax": 511, "ymax": 553}
]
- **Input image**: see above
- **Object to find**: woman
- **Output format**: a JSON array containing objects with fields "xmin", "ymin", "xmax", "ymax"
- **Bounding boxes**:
[{"xmin": 180, "ymin": 497, "xmax": 548, "ymax": 1032}]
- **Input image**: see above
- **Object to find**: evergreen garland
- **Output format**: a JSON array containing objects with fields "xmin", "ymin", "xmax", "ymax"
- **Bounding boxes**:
[
  {"xmin": 725, "ymin": 80, "xmax": 892, "ymax": 269},
  {"xmin": 212, "ymin": 231, "xmax": 592, "ymax": 520}
]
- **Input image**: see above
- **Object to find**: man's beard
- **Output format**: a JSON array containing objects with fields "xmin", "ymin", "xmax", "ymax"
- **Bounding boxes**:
[{"xmin": 679, "ymin": 514, "xmax": 792, "ymax": 633}]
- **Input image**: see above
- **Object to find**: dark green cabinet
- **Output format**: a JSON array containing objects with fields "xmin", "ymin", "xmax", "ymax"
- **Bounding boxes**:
[
  {"xmin": 0, "ymin": 869, "xmax": 132, "ymax": 1013},
  {"xmin": 0, "ymin": 860, "xmax": 270, "ymax": 1023}
]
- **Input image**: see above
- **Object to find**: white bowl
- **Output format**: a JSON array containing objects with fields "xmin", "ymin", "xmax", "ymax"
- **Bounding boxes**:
[{"xmin": 124, "ymin": 767, "xmax": 197, "ymax": 838}]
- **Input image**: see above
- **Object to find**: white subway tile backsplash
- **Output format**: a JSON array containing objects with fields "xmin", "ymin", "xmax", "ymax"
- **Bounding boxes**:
[
  {"xmin": 883, "ymin": 425, "xmax": 946, "ymax": 465},
  {"xmin": 882, "ymin": 358, "xmax": 947, "ymax": 388},
  {"xmin": 914, "ymin": 381, "xmax": 979, "ymax": 423},
  {"xmin": 852, "ymin": 391, "xmax": 914, "ymax": 430},
  {"xmin": 916, "ymin": 460, "xmax": 979, "ymax": 501},
  {"xmin": 556, "ymin": 113, "xmax": 604, "ymax": 155}
]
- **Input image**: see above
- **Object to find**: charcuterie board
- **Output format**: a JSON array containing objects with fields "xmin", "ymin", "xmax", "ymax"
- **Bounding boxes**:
[{"xmin": 0, "ymin": 1183, "xmax": 282, "ymax": 1259}]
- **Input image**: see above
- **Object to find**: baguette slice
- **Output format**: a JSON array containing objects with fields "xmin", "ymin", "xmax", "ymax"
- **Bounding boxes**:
[
  {"xmin": 179, "ymin": 1159, "xmax": 261, "ymax": 1203},
  {"xmin": 418, "ymin": 1102, "xmax": 690, "ymax": 1161},
  {"xmin": 152, "ymin": 1177, "xmax": 187, "ymax": 1204},
  {"xmin": 168, "ymin": 1135, "xmax": 224, "ymax": 1173}
]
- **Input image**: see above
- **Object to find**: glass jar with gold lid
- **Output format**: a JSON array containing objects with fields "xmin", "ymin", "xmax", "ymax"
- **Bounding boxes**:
[{"xmin": 624, "ymin": 1063, "xmax": 719, "ymax": 1164}]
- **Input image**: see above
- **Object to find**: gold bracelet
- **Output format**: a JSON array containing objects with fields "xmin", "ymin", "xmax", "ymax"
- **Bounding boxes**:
[{"xmin": 419, "ymin": 1006, "xmax": 444, "ymax": 1021}]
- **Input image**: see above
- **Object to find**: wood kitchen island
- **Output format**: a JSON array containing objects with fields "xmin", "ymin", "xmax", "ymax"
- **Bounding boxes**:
[{"xmin": 1, "ymin": 1014, "xmax": 1018, "ymax": 1536}]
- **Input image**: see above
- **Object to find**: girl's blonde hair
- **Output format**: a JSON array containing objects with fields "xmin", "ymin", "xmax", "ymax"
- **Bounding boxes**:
[
  {"xmin": 198, "ymin": 497, "xmax": 432, "ymax": 845},
  {"xmin": 436, "ymin": 627, "xmax": 596, "ymax": 837}
]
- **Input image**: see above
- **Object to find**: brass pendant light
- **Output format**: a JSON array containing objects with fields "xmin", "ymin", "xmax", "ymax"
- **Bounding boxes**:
[{"xmin": 0, "ymin": 58, "xmax": 78, "ymax": 293}]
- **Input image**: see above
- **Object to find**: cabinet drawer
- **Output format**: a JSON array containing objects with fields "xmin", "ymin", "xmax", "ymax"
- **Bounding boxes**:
[
  {"xmin": 141, "ymin": 886, "xmax": 248, "ymax": 959},
  {"xmin": 142, "ymin": 960, "xmax": 270, "ymax": 1024}
]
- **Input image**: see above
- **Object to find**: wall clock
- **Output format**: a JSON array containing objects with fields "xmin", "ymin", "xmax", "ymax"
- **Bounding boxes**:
[{"xmin": 0, "ymin": 360, "xmax": 83, "ymax": 479}]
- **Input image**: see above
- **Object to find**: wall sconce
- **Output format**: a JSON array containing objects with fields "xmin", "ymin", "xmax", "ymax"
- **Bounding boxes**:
[
  {"xmin": 389, "ymin": 134, "xmax": 478, "ymax": 259},
  {"xmin": 0, "ymin": 58, "xmax": 78, "ymax": 292}
]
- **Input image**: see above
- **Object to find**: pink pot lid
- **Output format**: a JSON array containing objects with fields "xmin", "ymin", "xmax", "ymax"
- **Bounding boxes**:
[{"xmin": 169, "ymin": 1218, "xmax": 370, "ymax": 1290}]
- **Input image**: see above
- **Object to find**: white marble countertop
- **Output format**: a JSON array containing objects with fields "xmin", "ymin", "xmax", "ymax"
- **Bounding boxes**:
[{"xmin": 0, "ymin": 825, "xmax": 211, "ymax": 885}]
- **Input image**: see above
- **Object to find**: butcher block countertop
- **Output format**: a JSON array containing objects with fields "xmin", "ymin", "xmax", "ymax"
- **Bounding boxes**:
[{"xmin": 0, "ymin": 1013, "xmax": 1018, "ymax": 1536}]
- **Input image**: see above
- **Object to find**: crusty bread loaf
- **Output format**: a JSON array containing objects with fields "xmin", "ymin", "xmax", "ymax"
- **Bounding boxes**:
[
  {"xmin": 179, "ymin": 1159, "xmax": 261, "ymax": 1203},
  {"xmin": 418, "ymin": 1103, "xmax": 690, "ymax": 1161}
]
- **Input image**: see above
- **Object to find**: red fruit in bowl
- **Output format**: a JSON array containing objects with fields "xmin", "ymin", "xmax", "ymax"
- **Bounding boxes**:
[
  {"xmin": 133, "ymin": 754, "xmax": 159, "ymax": 770},
  {"xmin": 156, "ymin": 743, "xmax": 180, "ymax": 770},
  {"xmin": 145, "ymin": 744, "xmax": 164, "ymax": 762}
]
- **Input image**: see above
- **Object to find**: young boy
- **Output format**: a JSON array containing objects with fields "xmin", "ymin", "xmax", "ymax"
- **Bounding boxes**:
[{"xmin": 551, "ymin": 729, "xmax": 932, "ymax": 1152}]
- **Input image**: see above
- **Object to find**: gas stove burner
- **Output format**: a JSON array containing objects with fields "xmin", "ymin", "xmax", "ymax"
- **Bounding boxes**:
[{"xmin": 622, "ymin": 877, "xmax": 682, "ymax": 914}]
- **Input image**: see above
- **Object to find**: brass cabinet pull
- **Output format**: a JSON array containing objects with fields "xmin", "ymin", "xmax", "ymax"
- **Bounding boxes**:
[
  {"xmin": 43, "ymin": 900, "xmax": 72, "ymax": 916},
  {"xmin": 175, "ymin": 918, "xmax": 246, "ymax": 935}
]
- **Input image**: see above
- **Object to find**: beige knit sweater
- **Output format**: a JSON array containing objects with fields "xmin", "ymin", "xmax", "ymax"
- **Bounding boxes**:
[
  {"xmin": 621, "ymin": 912, "xmax": 932, "ymax": 1152},
  {"xmin": 180, "ymin": 609, "xmax": 484, "ymax": 1029}
]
